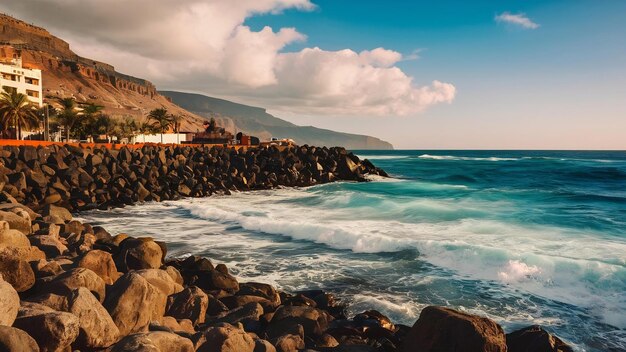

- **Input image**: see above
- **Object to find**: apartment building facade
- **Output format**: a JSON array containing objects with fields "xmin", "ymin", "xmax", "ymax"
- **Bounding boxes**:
[{"xmin": 0, "ymin": 57, "xmax": 43, "ymax": 107}]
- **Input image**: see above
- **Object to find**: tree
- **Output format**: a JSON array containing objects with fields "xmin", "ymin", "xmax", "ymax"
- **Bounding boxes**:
[
  {"xmin": 0, "ymin": 90, "xmax": 40, "ymax": 140},
  {"xmin": 171, "ymin": 114, "xmax": 182, "ymax": 143},
  {"xmin": 90, "ymin": 114, "xmax": 117, "ymax": 142},
  {"xmin": 55, "ymin": 97, "xmax": 83, "ymax": 142},
  {"xmin": 147, "ymin": 108, "xmax": 172, "ymax": 143},
  {"xmin": 116, "ymin": 117, "xmax": 138, "ymax": 142},
  {"xmin": 78, "ymin": 102, "xmax": 105, "ymax": 141},
  {"xmin": 138, "ymin": 118, "xmax": 156, "ymax": 143}
]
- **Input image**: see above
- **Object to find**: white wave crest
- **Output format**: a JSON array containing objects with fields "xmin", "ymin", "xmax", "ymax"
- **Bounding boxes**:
[{"xmin": 417, "ymin": 154, "xmax": 519, "ymax": 161}]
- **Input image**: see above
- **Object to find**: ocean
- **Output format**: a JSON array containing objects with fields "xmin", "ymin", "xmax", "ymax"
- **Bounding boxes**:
[{"xmin": 79, "ymin": 150, "xmax": 626, "ymax": 351}]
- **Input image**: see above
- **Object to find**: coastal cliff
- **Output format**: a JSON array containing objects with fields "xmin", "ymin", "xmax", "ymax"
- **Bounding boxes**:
[
  {"xmin": 0, "ymin": 14, "xmax": 206, "ymax": 132},
  {"xmin": 1, "ymin": 14, "xmax": 394, "ymax": 148},
  {"xmin": 0, "ymin": 143, "xmax": 573, "ymax": 352},
  {"xmin": 161, "ymin": 91, "xmax": 394, "ymax": 150}
]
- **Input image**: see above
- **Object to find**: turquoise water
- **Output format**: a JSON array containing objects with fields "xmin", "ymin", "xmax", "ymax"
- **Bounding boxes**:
[{"xmin": 81, "ymin": 150, "xmax": 626, "ymax": 351}]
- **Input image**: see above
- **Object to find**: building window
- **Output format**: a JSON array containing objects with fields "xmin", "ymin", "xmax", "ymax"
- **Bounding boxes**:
[
  {"xmin": 25, "ymin": 77, "xmax": 40, "ymax": 85},
  {"xmin": 2, "ymin": 86, "xmax": 17, "ymax": 94},
  {"xmin": 26, "ymin": 90, "xmax": 40, "ymax": 98},
  {"xmin": 2, "ymin": 73, "xmax": 17, "ymax": 81}
]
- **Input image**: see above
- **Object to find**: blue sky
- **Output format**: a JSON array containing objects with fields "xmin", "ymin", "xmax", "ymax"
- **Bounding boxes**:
[{"xmin": 246, "ymin": 0, "xmax": 626, "ymax": 149}]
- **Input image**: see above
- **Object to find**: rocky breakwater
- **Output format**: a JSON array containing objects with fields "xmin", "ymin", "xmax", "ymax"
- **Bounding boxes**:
[
  {"xmin": 0, "ymin": 144, "xmax": 386, "ymax": 212},
  {"xmin": 0, "ymin": 144, "xmax": 574, "ymax": 352}
]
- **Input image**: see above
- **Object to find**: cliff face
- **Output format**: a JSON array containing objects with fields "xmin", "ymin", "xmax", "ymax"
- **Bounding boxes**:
[
  {"xmin": 0, "ymin": 14, "xmax": 393, "ymax": 148},
  {"xmin": 0, "ymin": 14, "xmax": 205, "ymax": 131}
]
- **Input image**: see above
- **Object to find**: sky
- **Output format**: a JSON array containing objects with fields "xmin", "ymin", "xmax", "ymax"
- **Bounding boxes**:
[{"xmin": 2, "ymin": 0, "xmax": 625, "ymax": 149}]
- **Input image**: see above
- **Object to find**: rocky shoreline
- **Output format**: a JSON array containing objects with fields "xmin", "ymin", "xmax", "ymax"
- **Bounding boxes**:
[{"xmin": 0, "ymin": 144, "xmax": 573, "ymax": 352}]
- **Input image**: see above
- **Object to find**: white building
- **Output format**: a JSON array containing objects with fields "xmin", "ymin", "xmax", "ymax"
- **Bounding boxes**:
[{"xmin": 0, "ymin": 58, "xmax": 43, "ymax": 107}]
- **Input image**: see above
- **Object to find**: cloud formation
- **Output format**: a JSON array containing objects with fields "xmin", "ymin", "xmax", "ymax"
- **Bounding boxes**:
[
  {"xmin": 495, "ymin": 12, "xmax": 540, "ymax": 29},
  {"xmin": 1, "ymin": 0, "xmax": 455, "ymax": 116}
]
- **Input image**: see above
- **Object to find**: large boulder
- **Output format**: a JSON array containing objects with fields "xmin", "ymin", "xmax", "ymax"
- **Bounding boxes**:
[
  {"xmin": 114, "ymin": 237, "xmax": 163, "ymax": 271},
  {"xmin": 75, "ymin": 249, "xmax": 120, "ymax": 285},
  {"xmin": 506, "ymin": 325, "xmax": 573, "ymax": 352},
  {"xmin": 41, "ymin": 268, "xmax": 106, "ymax": 303},
  {"xmin": 0, "ymin": 251, "xmax": 36, "ymax": 292},
  {"xmin": 41, "ymin": 205, "xmax": 72, "ymax": 225},
  {"xmin": 401, "ymin": 306, "xmax": 507, "ymax": 352},
  {"xmin": 13, "ymin": 303, "xmax": 80, "ymax": 352},
  {"xmin": 0, "ymin": 246, "xmax": 46, "ymax": 262},
  {"xmin": 111, "ymin": 331, "xmax": 195, "ymax": 352},
  {"xmin": 0, "ymin": 326, "xmax": 40, "ymax": 352},
  {"xmin": 0, "ymin": 211, "xmax": 31, "ymax": 235},
  {"xmin": 166, "ymin": 286, "xmax": 209, "ymax": 325},
  {"xmin": 216, "ymin": 302, "xmax": 264, "ymax": 327},
  {"xmin": 66, "ymin": 287, "xmax": 120, "ymax": 349},
  {"xmin": 135, "ymin": 269, "xmax": 184, "ymax": 296},
  {"xmin": 0, "ymin": 275, "xmax": 19, "ymax": 326},
  {"xmin": 194, "ymin": 267, "xmax": 240, "ymax": 293},
  {"xmin": 103, "ymin": 271, "xmax": 168, "ymax": 336},
  {"xmin": 28, "ymin": 235, "xmax": 68, "ymax": 258},
  {"xmin": 268, "ymin": 305, "xmax": 332, "ymax": 339},
  {"xmin": 0, "ymin": 221, "xmax": 30, "ymax": 248},
  {"xmin": 272, "ymin": 333, "xmax": 305, "ymax": 352},
  {"xmin": 194, "ymin": 323, "xmax": 255, "ymax": 352}
]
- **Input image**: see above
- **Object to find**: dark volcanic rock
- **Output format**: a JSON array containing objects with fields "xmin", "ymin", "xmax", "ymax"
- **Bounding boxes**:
[
  {"xmin": 401, "ymin": 306, "xmax": 507, "ymax": 352},
  {"xmin": 506, "ymin": 325, "xmax": 573, "ymax": 352}
]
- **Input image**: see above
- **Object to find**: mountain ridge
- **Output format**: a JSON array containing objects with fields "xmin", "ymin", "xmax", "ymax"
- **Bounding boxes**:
[{"xmin": 160, "ymin": 91, "xmax": 394, "ymax": 150}]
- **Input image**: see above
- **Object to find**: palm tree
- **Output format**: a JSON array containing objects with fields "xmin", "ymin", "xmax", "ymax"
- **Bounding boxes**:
[
  {"xmin": 147, "ymin": 108, "xmax": 172, "ymax": 143},
  {"xmin": 0, "ymin": 90, "xmax": 40, "ymax": 140},
  {"xmin": 171, "ymin": 114, "xmax": 183, "ymax": 144},
  {"xmin": 83, "ymin": 102, "xmax": 104, "ymax": 118},
  {"xmin": 117, "ymin": 117, "xmax": 138, "ymax": 143},
  {"xmin": 80, "ymin": 102, "xmax": 104, "ymax": 140},
  {"xmin": 55, "ymin": 97, "xmax": 83, "ymax": 142},
  {"xmin": 138, "ymin": 119, "xmax": 156, "ymax": 143}
]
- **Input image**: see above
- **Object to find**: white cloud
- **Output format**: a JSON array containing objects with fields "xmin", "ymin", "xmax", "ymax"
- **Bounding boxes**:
[
  {"xmin": 1, "ymin": 0, "xmax": 455, "ymax": 116},
  {"xmin": 495, "ymin": 12, "xmax": 540, "ymax": 30}
]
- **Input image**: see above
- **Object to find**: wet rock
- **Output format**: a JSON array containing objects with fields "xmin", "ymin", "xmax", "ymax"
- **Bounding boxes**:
[
  {"xmin": 401, "ymin": 306, "xmax": 507, "ymax": 352},
  {"xmin": 103, "ymin": 271, "xmax": 168, "ymax": 336},
  {"xmin": 111, "ymin": 331, "xmax": 195, "ymax": 352},
  {"xmin": 0, "ymin": 326, "xmax": 40, "ymax": 352},
  {"xmin": 166, "ymin": 286, "xmax": 208, "ymax": 325},
  {"xmin": 353, "ymin": 310, "xmax": 395, "ymax": 331},
  {"xmin": 268, "ymin": 305, "xmax": 332, "ymax": 339},
  {"xmin": 506, "ymin": 325, "xmax": 573, "ymax": 352},
  {"xmin": 0, "ymin": 275, "xmax": 19, "ymax": 326},
  {"xmin": 215, "ymin": 302, "xmax": 264, "ymax": 328},
  {"xmin": 194, "ymin": 265, "xmax": 240, "ymax": 293}
]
